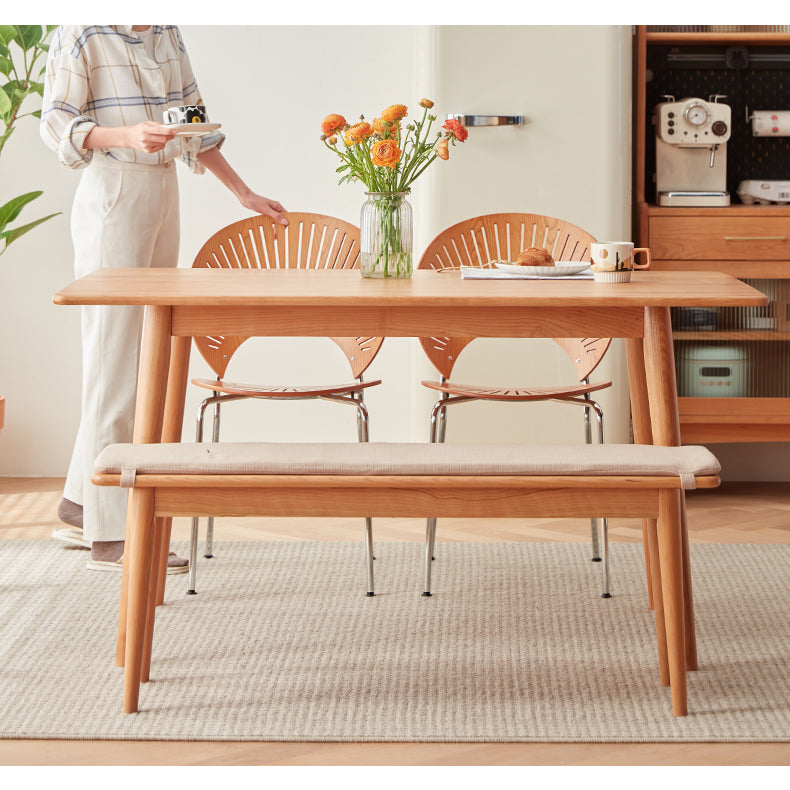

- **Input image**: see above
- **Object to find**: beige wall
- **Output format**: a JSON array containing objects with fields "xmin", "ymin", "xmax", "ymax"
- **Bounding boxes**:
[{"xmin": 1, "ymin": 25, "xmax": 644, "ymax": 476}]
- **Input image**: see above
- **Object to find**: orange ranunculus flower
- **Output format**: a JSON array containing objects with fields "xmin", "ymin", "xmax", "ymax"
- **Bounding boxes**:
[
  {"xmin": 381, "ymin": 104, "xmax": 408, "ymax": 122},
  {"xmin": 436, "ymin": 139, "xmax": 449, "ymax": 160},
  {"xmin": 442, "ymin": 118, "xmax": 468, "ymax": 142},
  {"xmin": 372, "ymin": 117, "xmax": 399, "ymax": 139},
  {"xmin": 321, "ymin": 114, "xmax": 346, "ymax": 135},
  {"xmin": 370, "ymin": 139, "xmax": 402, "ymax": 168},
  {"xmin": 344, "ymin": 121, "xmax": 373, "ymax": 145}
]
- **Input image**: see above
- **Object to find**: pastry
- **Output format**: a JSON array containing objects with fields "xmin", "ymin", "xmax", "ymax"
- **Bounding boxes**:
[{"xmin": 516, "ymin": 247, "xmax": 554, "ymax": 267}]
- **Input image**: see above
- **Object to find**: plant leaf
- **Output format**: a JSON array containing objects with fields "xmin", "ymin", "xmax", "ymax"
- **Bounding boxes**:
[
  {"xmin": 15, "ymin": 25, "xmax": 43, "ymax": 51},
  {"xmin": 0, "ymin": 211, "xmax": 60, "ymax": 252},
  {"xmin": 0, "ymin": 55, "xmax": 11, "ymax": 77},
  {"xmin": 0, "ymin": 191, "xmax": 44, "ymax": 228},
  {"xmin": 0, "ymin": 26, "xmax": 17, "ymax": 49},
  {"xmin": 0, "ymin": 86, "xmax": 12, "ymax": 120}
]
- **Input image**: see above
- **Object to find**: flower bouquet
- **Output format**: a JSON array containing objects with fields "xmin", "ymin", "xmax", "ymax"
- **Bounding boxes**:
[{"xmin": 321, "ymin": 100, "xmax": 468, "ymax": 278}]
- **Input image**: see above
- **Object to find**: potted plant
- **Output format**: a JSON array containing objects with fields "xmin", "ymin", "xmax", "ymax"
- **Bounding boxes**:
[
  {"xmin": 0, "ymin": 25, "xmax": 60, "ymax": 432},
  {"xmin": 0, "ymin": 25, "xmax": 60, "ymax": 257}
]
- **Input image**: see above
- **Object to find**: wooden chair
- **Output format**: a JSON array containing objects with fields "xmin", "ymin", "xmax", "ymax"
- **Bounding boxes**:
[
  {"xmin": 418, "ymin": 213, "xmax": 614, "ymax": 596},
  {"xmin": 188, "ymin": 213, "xmax": 384, "ymax": 595}
]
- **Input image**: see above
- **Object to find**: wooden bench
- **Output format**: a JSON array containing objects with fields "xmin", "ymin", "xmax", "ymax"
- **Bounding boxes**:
[{"xmin": 93, "ymin": 441, "xmax": 721, "ymax": 716}]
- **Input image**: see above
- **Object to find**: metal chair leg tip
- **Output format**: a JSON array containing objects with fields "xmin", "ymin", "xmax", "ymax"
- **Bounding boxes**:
[
  {"xmin": 421, "ymin": 591, "xmax": 432, "ymax": 597},
  {"xmin": 591, "ymin": 557, "xmax": 602, "ymax": 562},
  {"xmin": 601, "ymin": 592, "xmax": 612, "ymax": 599},
  {"xmin": 366, "ymin": 591, "xmax": 375, "ymax": 597},
  {"xmin": 204, "ymin": 554, "xmax": 214, "ymax": 559},
  {"xmin": 187, "ymin": 590, "xmax": 197, "ymax": 595}
]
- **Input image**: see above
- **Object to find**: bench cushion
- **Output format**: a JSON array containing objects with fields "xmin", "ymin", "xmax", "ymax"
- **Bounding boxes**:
[{"xmin": 94, "ymin": 442, "xmax": 720, "ymax": 490}]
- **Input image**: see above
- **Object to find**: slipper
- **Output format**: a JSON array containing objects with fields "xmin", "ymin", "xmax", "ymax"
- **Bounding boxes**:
[
  {"xmin": 87, "ymin": 552, "xmax": 189, "ymax": 574},
  {"xmin": 52, "ymin": 526, "xmax": 91, "ymax": 549}
]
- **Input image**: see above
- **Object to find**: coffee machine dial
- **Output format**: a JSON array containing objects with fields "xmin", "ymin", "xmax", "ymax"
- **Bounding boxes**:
[{"xmin": 684, "ymin": 102, "xmax": 710, "ymax": 126}]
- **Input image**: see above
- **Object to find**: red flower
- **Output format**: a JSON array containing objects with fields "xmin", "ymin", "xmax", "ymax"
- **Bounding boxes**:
[{"xmin": 442, "ymin": 118, "xmax": 468, "ymax": 142}]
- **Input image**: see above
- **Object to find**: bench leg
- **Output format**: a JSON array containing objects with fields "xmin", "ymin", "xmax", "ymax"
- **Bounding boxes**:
[
  {"xmin": 142, "ymin": 515, "xmax": 165, "ymax": 683},
  {"xmin": 657, "ymin": 488, "xmax": 687, "ymax": 716},
  {"xmin": 123, "ymin": 488, "xmax": 156, "ymax": 714},
  {"xmin": 680, "ymin": 495, "xmax": 697, "ymax": 671},
  {"xmin": 646, "ymin": 518, "xmax": 669, "ymax": 687}
]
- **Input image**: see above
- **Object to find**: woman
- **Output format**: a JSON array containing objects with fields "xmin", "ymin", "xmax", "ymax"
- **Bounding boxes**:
[{"xmin": 41, "ymin": 25, "xmax": 287, "ymax": 572}]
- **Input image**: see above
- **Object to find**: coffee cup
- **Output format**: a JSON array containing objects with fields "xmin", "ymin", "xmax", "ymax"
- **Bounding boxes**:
[
  {"xmin": 163, "ymin": 104, "xmax": 208, "ymax": 125},
  {"xmin": 590, "ymin": 242, "xmax": 650, "ymax": 283}
]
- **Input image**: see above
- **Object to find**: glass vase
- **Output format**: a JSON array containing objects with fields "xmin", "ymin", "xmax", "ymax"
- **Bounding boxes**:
[{"xmin": 360, "ymin": 191, "xmax": 413, "ymax": 278}]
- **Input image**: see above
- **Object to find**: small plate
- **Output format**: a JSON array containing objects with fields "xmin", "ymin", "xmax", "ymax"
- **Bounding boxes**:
[
  {"xmin": 494, "ymin": 261, "xmax": 591, "ymax": 277},
  {"xmin": 164, "ymin": 122, "xmax": 222, "ymax": 136}
]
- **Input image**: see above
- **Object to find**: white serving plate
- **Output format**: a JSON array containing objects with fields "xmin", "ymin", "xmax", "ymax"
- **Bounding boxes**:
[
  {"xmin": 494, "ymin": 261, "xmax": 591, "ymax": 277},
  {"xmin": 164, "ymin": 122, "xmax": 222, "ymax": 136}
]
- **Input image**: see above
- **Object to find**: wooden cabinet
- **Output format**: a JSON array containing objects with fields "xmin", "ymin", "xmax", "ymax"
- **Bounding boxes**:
[{"xmin": 633, "ymin": 26, "xmax": 790, "ymax": 443}]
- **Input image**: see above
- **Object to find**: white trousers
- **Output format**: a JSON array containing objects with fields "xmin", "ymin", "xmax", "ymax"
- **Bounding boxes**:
[{"xmin": 63, "ymin": 157, "xmax": 179, "ymax": 542}]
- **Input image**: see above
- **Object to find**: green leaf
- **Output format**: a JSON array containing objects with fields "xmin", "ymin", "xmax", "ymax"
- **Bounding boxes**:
[
  {"xmin": 15, "ymin": 25, "xmax": 43, "ymax": 51},
  {"xmin": 0, "ymin": 87, "xmax": 12, "ymax": 120},
  {"xmin": 0, "ymin": 211, "xmax": 60, "ymax": 253},
  {"xmin": 0, "ymin": 26, "xmax": 17, "ymax": 49},
  {"xmin": 0, "ymin": 191, "xmax": 44, "ymax": 228},
  {"xmin": 0, "ymin": 55, "xmax": 11, "ymax": 77},
  {"xmin": 28, "ymin": 81, "xmax": 44, "ymax": 97}
]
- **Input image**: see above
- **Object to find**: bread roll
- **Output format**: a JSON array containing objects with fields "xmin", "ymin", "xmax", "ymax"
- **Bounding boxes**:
[{"xmin": 516, "ymin": 247, "xmax": 554, "ymax": 267}]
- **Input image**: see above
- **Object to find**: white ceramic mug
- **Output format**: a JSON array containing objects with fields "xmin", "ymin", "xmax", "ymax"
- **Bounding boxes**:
[
  {"xmin": 162, "ymin": 104, "xmax": 207, "ymax": 125},
  {"xmin": 590, "ymin": 242, "xmax": 650, "ymax": 282}
]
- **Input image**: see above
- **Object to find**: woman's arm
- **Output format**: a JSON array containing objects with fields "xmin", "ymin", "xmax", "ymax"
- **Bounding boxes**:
[{"xmin": 197, "ymin": 146, "xmax": 288, "ymax": 226}]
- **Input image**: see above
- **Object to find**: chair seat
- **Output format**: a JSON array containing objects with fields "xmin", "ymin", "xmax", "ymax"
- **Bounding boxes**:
[
  {"xmin": 191, "ymin": 377, "xmax": 382, "ymax": 398},
  {"xmin": 421, "ymin": 379, "xmax": 612, "ymax": 401}
]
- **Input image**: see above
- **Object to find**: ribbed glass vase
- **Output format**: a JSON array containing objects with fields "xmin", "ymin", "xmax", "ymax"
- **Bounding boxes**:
[{"xmin": 359, "ymin": 191, "xmax": 413, "ymax": 278}]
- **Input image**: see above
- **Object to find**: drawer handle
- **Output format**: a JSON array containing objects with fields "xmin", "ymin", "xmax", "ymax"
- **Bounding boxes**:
[{"xmin": 723, "ymin": 235, "xmax": 787, "ymax": 241}]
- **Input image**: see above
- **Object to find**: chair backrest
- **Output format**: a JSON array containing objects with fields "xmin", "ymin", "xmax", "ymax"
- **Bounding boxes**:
[
  {"xmin": 192, "ymin": 213, "xmax": 384, "ymax": 379},
  {"xmin": 417, "ymin": 213, "xmax": 610, "ymax": 380}
]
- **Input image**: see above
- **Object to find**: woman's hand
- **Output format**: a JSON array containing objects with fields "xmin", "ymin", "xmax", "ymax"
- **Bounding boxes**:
[
  {"xmin": 122, "ymin": 122, "xmax": 178, "ymax": 153},
  {"xmin": 84, "ymin": 122, "xmax": 176, "ymax": 153},
  {"xmin": 241, "ymin": 193, "xmax": 288, "ymax": 227}
]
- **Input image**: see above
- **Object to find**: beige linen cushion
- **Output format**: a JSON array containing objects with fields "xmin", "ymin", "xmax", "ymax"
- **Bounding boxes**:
[{"xmin": 95, "ymin": 442, "xmax": 720, "ymax": 490}]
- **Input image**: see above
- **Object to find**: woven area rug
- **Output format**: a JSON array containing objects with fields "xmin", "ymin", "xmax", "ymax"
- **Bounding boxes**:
[{"xmin": 1, "ymin": 539, "xmax": 789, "ymax": 742}]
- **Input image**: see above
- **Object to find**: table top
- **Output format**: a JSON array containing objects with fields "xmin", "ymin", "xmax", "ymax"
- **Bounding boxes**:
[{"xmin": 53, "ymin": 268, "xmax": 769, "ymax": 309}]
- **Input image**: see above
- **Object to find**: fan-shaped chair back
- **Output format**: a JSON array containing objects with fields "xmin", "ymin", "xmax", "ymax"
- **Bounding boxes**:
[
  {"xmin": 192, "ymin": 212, "xmax": 383, "ymax": 379},
  {"xmin": 418, "ymin": 213, "xmax": 609, "ymax": 379}
]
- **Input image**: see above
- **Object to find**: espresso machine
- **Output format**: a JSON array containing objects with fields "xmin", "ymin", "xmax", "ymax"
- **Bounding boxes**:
[{"xmin": 653, "ymin": 95, "xmax": 732, "ymax": 206}]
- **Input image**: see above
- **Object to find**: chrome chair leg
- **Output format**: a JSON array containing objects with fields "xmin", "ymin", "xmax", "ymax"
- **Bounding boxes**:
[
  {"xmin": 583, "ymin": 398, "xmax": 602, "ymax": 563},
  {"xmin": 187, "ymin": 396, "xmax": 212, "ymax": 595},
  {"xmin": 356, "ymin": 396, "xmax": 376, "ymax": 596},
  {"xmin": 204, "ymin": 399, "xmax": 222, "ymax": 560},
  {"xmin": 589, "ymin": 398, "xmax": 611, "ymax": 599},
  {"xmin": 422, "ymin": 518, "xmax": 437, "ymax": 596}
]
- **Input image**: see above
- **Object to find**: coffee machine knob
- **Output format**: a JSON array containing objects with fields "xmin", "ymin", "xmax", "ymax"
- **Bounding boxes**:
[{"xmin": 712, "ymin": 120, "xmax": 728, "ymax": 136}]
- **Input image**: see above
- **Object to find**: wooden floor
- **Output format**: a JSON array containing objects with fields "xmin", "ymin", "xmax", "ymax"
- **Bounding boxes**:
[{"xmin": 1, "ymin": 476, "xmax": 789, "ymax": 767}]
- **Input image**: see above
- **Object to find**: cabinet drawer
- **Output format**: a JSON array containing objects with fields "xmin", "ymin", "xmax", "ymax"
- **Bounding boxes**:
[{"xmin": 650, "ymin": 216, "xmax": 790, "ymax": 260}]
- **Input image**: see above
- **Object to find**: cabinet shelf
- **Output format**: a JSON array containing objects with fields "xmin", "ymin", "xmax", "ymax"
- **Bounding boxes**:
[
  {"xmin": 633, "ymin": 25, "xmax": 790, "ymax": 444},
  {"xmin": 673, "ymin": 330, "xmax": 790, "ymax": 341},
  {"xmin": 646, "ymin": 32, "xmax": 790, "ymax": 46}
]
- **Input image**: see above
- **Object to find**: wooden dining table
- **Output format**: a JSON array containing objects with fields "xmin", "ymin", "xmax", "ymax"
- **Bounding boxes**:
[{"xmin": 54, "ymin": 266, "xmax": 768, "ymax": 713}]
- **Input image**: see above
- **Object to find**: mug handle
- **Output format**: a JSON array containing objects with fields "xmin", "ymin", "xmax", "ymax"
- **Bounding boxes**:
[
  {"xmin": 162, "ymin": 109, "xmax": 175, "ymax": 124},
  {"xmin": 633, "ymin": 247, "xmax": 651, "ymax": 269}
]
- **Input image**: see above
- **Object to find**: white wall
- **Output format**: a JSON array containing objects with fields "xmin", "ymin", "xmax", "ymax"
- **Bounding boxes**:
[{"xmin": 0, "ymin": 25, "xmax": 638, "ymax": 477}]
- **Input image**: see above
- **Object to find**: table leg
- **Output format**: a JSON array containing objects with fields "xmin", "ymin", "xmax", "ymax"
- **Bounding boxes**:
[
  {"xmin": 626, "ymin": 336, "xmax": 655, "ymax": 610},
  {"xmin": 115, "ymin": 306, "xmax": 173, "ymax": 670},
  {"xmin": 155, "ymin": 335, "xmax": 192, "ymax": 606},
  {"xmin": 643, "ymin": 307, "xmax": 698, "ymax": 671},
  {"xmin": 657, "ymin": 488, "xmax": 687, "ymax": 716}
]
